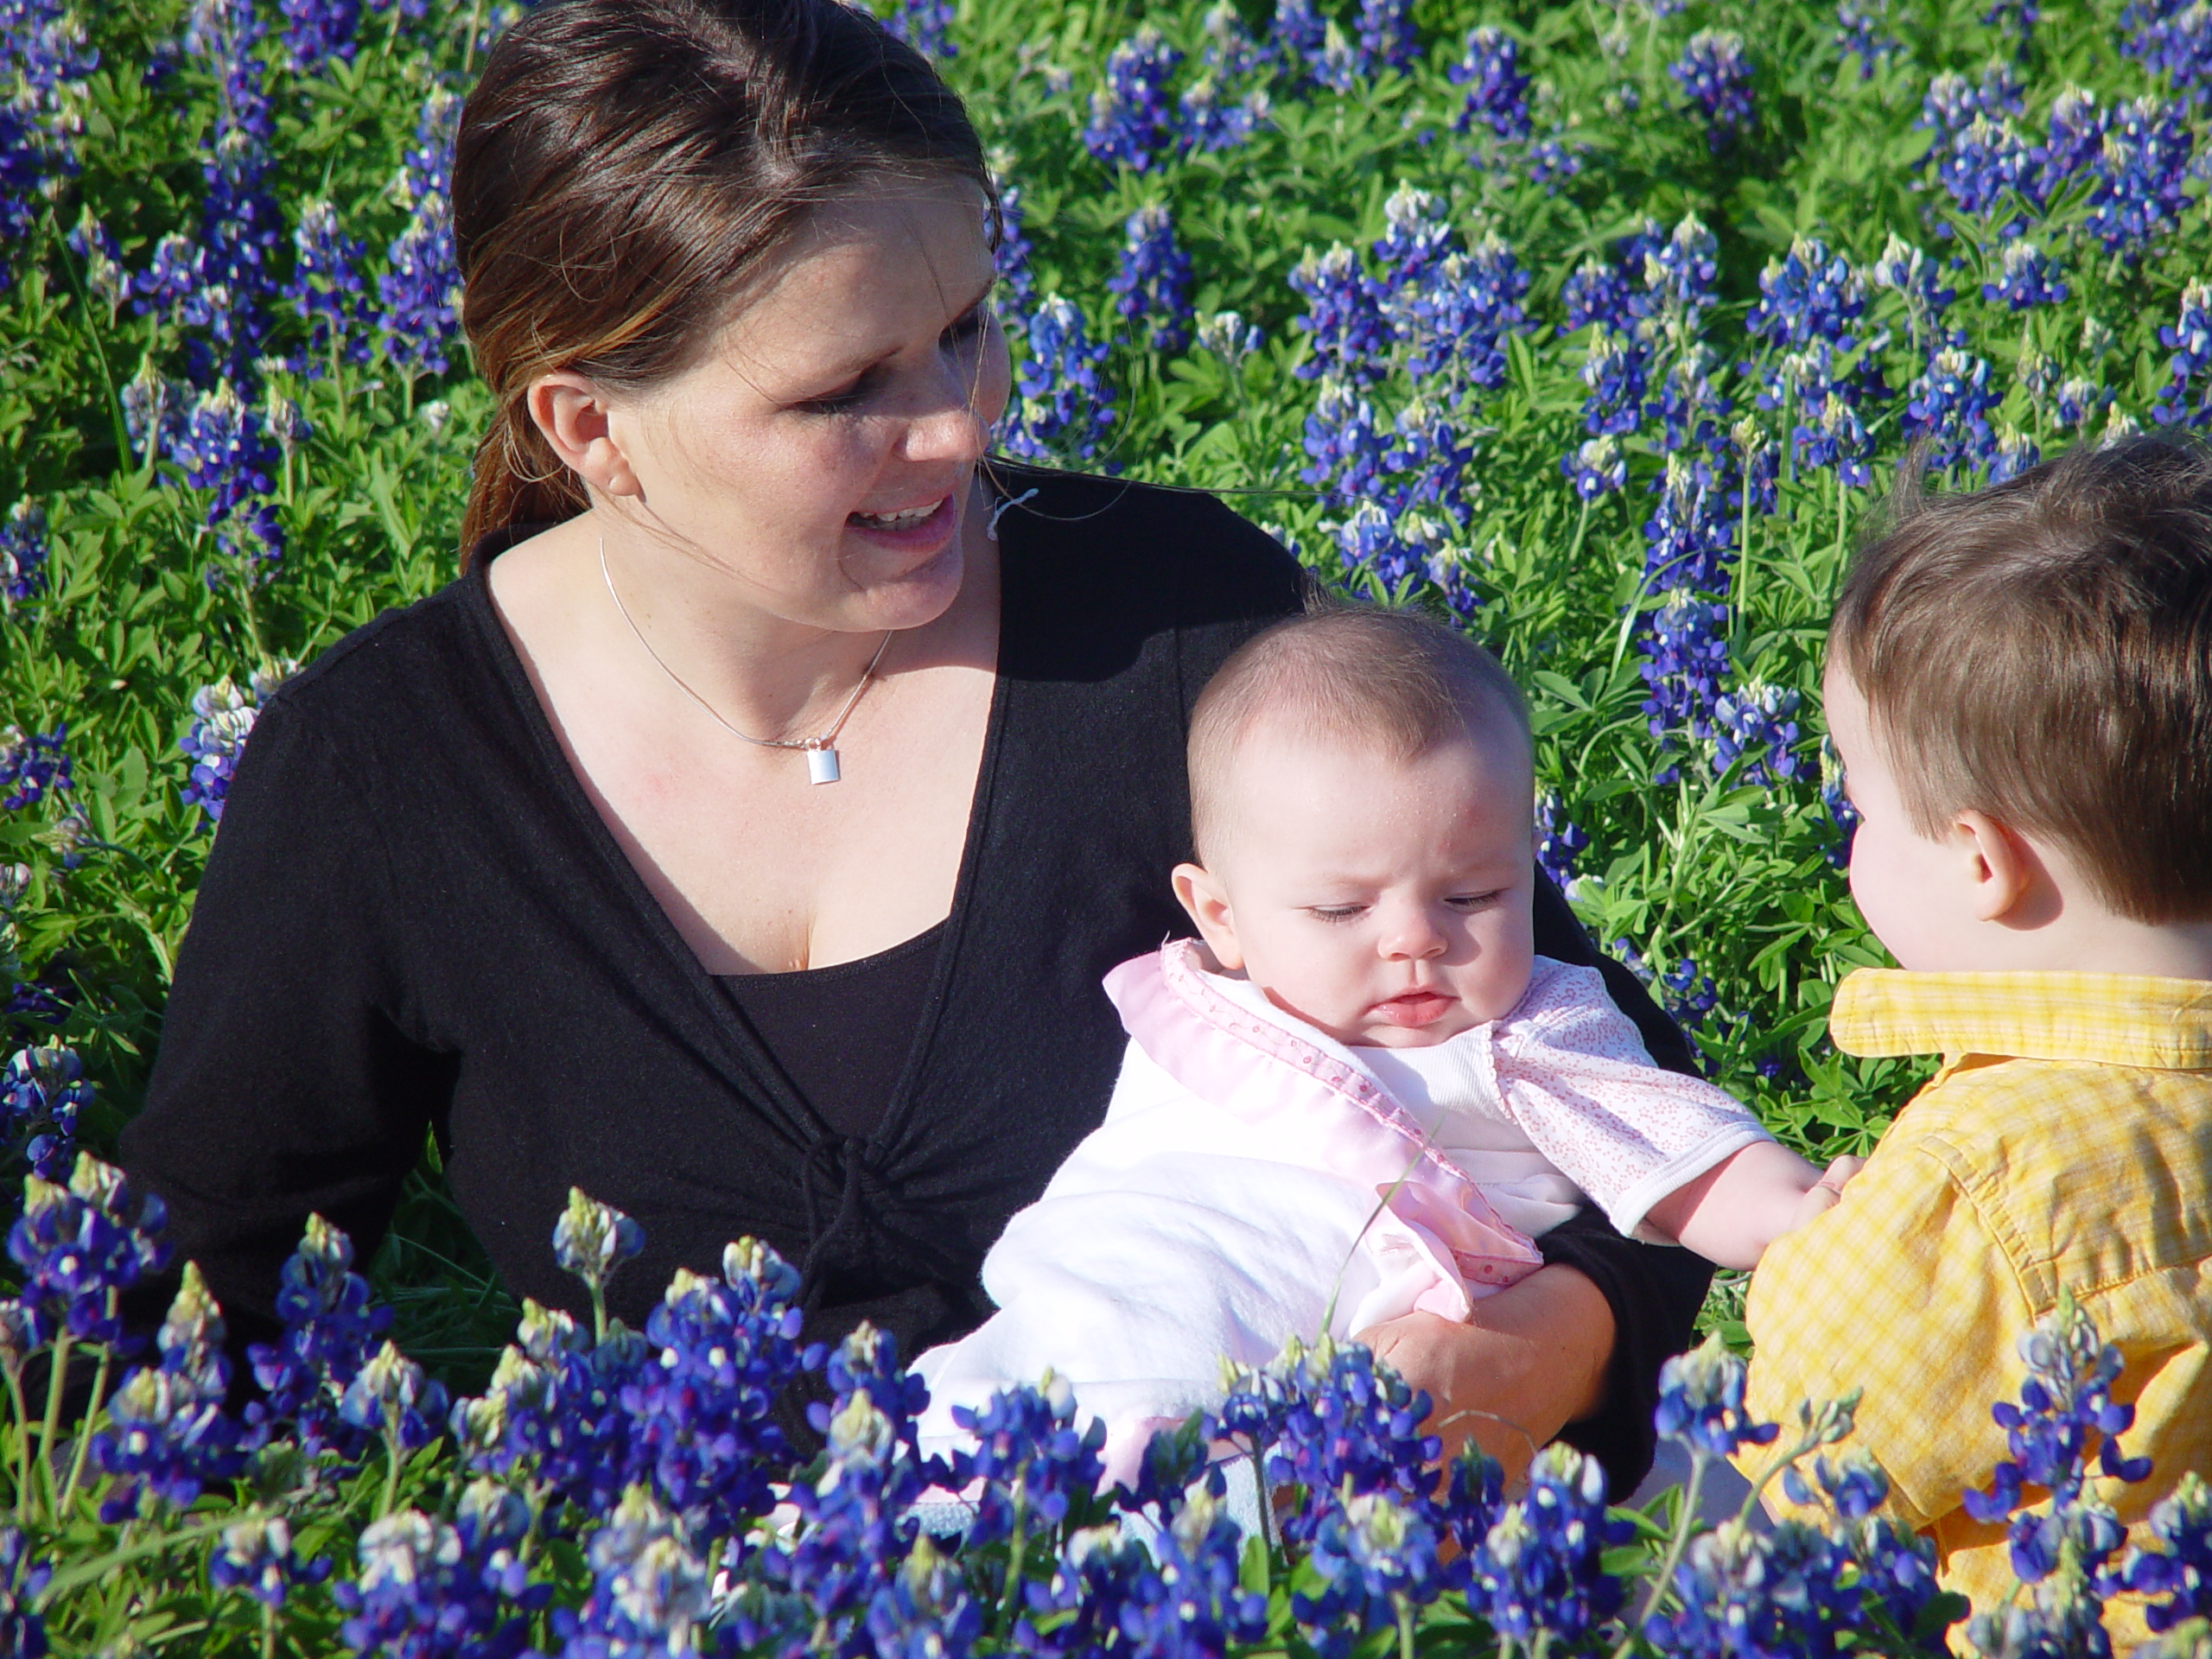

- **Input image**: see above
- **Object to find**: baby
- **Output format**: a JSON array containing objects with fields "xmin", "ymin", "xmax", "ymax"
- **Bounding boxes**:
[
  {"xmin": 1736, "ymin": 436, "xmax": 2212, "ymax": 1646},
  {"xmin": 916, "ymin": 605, "xmax": 1840, "ymax": 1484}
]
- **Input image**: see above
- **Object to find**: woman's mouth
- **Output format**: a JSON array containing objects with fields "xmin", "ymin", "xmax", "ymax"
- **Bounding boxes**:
[
  {"xmin": 848, "ymin": 494, "xmax": 956, "ymax": 543},
  {"xmin": 1371, "ymin": 991, "xmax": 1456, "ymax": 1027}
]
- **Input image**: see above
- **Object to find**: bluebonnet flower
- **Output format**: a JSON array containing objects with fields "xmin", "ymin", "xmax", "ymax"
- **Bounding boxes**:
[
  {"xmin": 1211, "ymin": 1336, "xmax": 1438, "ymax": 1544},
  {"xmin": 1298, "ymin": 1489, "xmax": 1446, "ymax": 1657},
  {"xmin": 1936, "ymin": 114, "xmax": 2042, "ymax": 227},
  {"xmin": 1427, "ymin": 548, "xmax": 1483, "ymax": 628},
  {"xmin": 454, "ymin": 1300, "xmax": 639, "ymax": 1517},
  {"xmin": 340, "ymin": 1338, "xmax": 449, "ymax": 1460},
  {"xmin": 174, "ymin": 0, "xmax": 283, "ymax": 389},
  {"xmin": 1384, "ymin": 398, "xmax": 1474, "ymax": 524},
  {"xmin": 1354, "ymin": 0, "xmax": 1417, "ymax": 78},
  {"xmin": 0, "ymin": 727, "xmax": 67, "ymax": 811},
  {"xmin": 376, "ymin": 188, "xmax": 461, "ymax": 378},
  {"xmin": 1984, "ymin": 0, "xmax": 2040, "ymax": 45},
  {"xmin": 92, "ymin": 1263, "xmax": 254, "ymax": 1521},
  {"xmin": 0, "ymin": 1529, "xmax": 48, "ymax": 1659},
  {"xmin": 335, "ymin": 1482, "xmax": 547, "ymax": 1658},
  {"xmin": 2114, "ymin": 1472, "xmax": 2212, "ymax": 1632},
  {"xmin": 1289, "ymin": 242, "xmax": 1389, "ymax": 383},
  {"xmin": 1748, "ymin": 235, "xmax": 1866, "ymax": 351},
  {"xmin": 2155, "ymin": 277, "xmax": 2212, "ymax": 429},
  {"xmin": 0, "ymin": 0, "xmax": 95, "ymax": 289},
  {"xmin": 1107, "ymin": 203, "xmax": 1192, "ymax": 353},
  {"xmin": 211, "ymin": 1513, "xmax": 328, "ymax": 1610},
  {"xmin": 1195, "ymin": 308, "xmax": 1263, "ymax": 365},
  {"xmin": 1784, "ymin": 353, "xmax": 1876, "ymax": 485},
  {"xmin": 1561, "ymin": 435, "xmax": 1627, "ymax": 501},
  {"xmin": 1334, "ymin": 499, "xmax": 1426, "ymax": 594},
  {"xmin": 1907, "ymin": 347, "xmax": 2002, "ymax": 475},
  {"xmin": 1646, "ymin": 1517, "xmax": 1883, "ymax": 1656},
  {"xmin": 179, "ymin": 675, "xmax": 269, "ymax": 823},
  {"xmin": 1562, "ymin": 255, "xmax": 1636, "ymax": 335},
  {"xmin": 1001, "ymin": 294, "xmax": 1115, "ymax": 462},
  {"xmin": 1198, "ymin": 1, "xmax": 1271, "ymax": 86},
  {"xmin": 122, "ymin": 362, "xmax": 188, "ymax": 471},
  {"xmin": 1640, "ymin": 589, "xmax": 1732, "ymax": 749},
  {"xmin": 2055, "ymin": 375, "xmax": 2111, "ymax": 433},
  {"xmin": 277, "ymin": 0, "xmax": 359, "ymax": 71},
  {"xmin": 2123, "ymin": 0, "xmax": 2212, "ymax": 108},
  {"xmin": 1642, "ymin": 453, "xmax": 1736, "ymax": 594},
  {"xmin": 988, "ymin": 157, "xmax": 1033, "ymax": 314},
  {"xmin": 1580, "ymin": 328, "xmax": 1649, "ymax": 437},
  {"xmin": 880, "ymin": 0, "xmax": 954, "ymax": 61},
  {"xmin": 1836, "ymin": 0, "xmax": 1902, "ymax": 78},
  {"xmin": 1, "ymin": 1045, "xmax": 88, "ymax": 1181},
  {"xmin": 248, "ymin": 1213, "xmax": 395, "ymax": 1459},
  {"xmin": 0, "ymin": 502, "xmax": 46, "ymax": 613},
  {"xmin": 1655, "ymin": 346, "xmax": 1726, "ymax": 453},
  {"xmin": 1451, "ymin": 25, "xmax": 1531, "ymax": 140},
  {"xmin": 1670, "ymin": 30, "xmax": 1754, "ymax": 151},
  {"xmin": 1961, "ymin": 1298, "xmax": 2151, "ymax": 1587},
  {"xmin": 1871, "ymin": 232, "xmax": 1957, "ymax": 353},
  {"xmin": 1536, "ymin": 792, "xmax": 1590, "ymax": 893},
  {"xmin": 1645, "ymin": 213, "xmax": 1720, "ymax": 334},
  {"xmin": 1661, "ymin": 958, "xmax": 1723, "ymax": 1025},
  {"xmin": 1984, "ymin": 240, "xmax": 2066, "ymax": 308},
  {"xmin": 1178, "ymin": 72, "xmax": 1264, "ymax": 152},
  {"xmin": 865, "ymin": 1534, "xmax": 983, "ymax": 1659},
  {"xmin": 1029, "ymin": 1480, "xmax": 1267, "ymax": 1659},
  {"xmin": 289, "ymin": 200, "xmax": 371, "ymax": 372},
  {"xmin": 170, "ymin": 381, "xmax": 284, "ymax": 570},
  {"xmin": 1467, "ymin": 1444, "xmax": 1632, "ymax": 1648},
  {"xmin": 1989, "ymin": 425, "xmax": 2041, "ymax": 484},
  {"xmin": 1821, "ymin": 736, "xmax": 1859, "ymax": 867},
  {"xmin": 956, "ymin": 1370, "xmax": 1108, "ymax": 1548},
  {"xmin": 65, "ymin": 213, "xmax": 126, "ymax": 316},
  {"xmin": 1391, "ymin": 237, "xmax": 1529, "ymax": 389},
  {"xmin": 1656, "ymin": 1333, "xmax": 1782, "ymax": 1460},
  {"xmin": 2042, "ymin": 86, "xmax": 2107, "ymax": 184},
  {"xmin": 2084, "ymin": 95, "xmax": 2195, "ymax": 259},
  {"xmin": 1082, "ymin": 28, "xmax": 1181, "ymax": 172},
  {"xmin": 1713, "ymin": 682, "xmax": 1803, "ymax": 787},
  {"xmin": 1370, "ymin": 184, "xmax": 1453, "ymax": 301},
  {"xmin": 8, "ymin": 1153, "xmax": 170, "ymax": 1348},
  {"xmin": 550, "ymin": 1185, "xmax": 645, "ymax": 1327},
  {"xmin": 1272, "ymin": 0, "xmax": 1327, "ymax": 66}
]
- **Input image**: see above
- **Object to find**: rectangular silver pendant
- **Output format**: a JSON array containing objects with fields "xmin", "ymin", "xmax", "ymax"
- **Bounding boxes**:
[{"xmin": 806, "ymin": 746, "xmax": 841, "ymax": 785}]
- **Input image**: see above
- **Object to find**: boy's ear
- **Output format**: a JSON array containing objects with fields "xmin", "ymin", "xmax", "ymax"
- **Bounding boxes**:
[
  {"xmin": 1171, "ymin": 862, "xmax": 1246, "ymax": 970},
  {"xmin": 1952, "ymin": 809, "xmax": 2049, "ymax": 926}
]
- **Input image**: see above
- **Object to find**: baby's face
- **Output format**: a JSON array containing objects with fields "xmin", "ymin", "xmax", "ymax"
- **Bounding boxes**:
[{"xmin": 1178, "ymin": 722, "xmax": 1536, "ymax": 1048}]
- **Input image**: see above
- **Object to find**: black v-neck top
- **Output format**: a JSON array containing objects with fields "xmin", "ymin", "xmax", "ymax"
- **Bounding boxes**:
[
  {"xmin": 718, "ymin": 923, "xmax": 947, "ymax": 1141},
  {"xmin": 118, "ymin": 464, "xmax": 1710, "ymax": 1492}
]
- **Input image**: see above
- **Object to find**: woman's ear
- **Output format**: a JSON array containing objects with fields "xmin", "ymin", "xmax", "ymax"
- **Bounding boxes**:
[
  {"xmin": 1171, "ymin": 862, "xmax": 1245, "ymax": 970},
  {"xmin": 1952, "ymin": 809, "xmax": 2050, "ymax": 926},
  {"xmin": 527, "ymin": 372, "xmax": 642, "ymax": 501}
]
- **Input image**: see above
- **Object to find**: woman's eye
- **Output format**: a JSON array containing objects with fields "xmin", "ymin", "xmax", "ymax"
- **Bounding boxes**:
[{"xmin": 798, "ymin": 379, "xmax": 870, "ymax": 416}]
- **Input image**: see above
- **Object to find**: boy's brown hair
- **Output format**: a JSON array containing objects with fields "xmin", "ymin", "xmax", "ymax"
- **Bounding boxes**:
[
  {"xmin": 1187, "ymin": 602, "xmax": 1529, "ymax": 864},
  {"xmin": 1831, "ymin": 435, "xmax": 2212, "ymax": 923}
]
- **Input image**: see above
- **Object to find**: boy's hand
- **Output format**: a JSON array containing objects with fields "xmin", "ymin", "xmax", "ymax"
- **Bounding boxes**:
[{"xmin": 1788, "ymin": 1154, "xmax": 1866, "ymax": 1231}]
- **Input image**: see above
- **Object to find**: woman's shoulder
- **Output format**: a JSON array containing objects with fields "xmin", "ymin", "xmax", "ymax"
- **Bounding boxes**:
[
  {"xmin": 988, "ymin": 461, "xmax": 1308, "ymax": 623},
  {"xmin": 260, "ymin": 561, "xmax": 504, "ymax": 738}
]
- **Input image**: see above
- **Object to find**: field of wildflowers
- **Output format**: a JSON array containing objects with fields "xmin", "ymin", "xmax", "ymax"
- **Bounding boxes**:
[{"xmin": 3, "ymin": 0, "xmax": 2212, "ymax": 1647}]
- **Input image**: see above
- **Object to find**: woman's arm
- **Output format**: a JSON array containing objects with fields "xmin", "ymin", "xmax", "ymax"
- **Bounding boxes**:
[{"xmin": 119, "ymin": 695, "xmax": 448, "ymax": 1347}]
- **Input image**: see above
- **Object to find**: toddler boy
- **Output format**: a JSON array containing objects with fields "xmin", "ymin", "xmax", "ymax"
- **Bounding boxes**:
[{"xmin": 1738, "ymin": 436, "xmax": 2212, "ymax": 1643}]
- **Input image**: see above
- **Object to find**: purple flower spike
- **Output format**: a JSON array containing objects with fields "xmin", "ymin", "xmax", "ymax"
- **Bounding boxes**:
[
  {"xmin": 1107, "ymin": 203, "xmax": 1193, "ymax": 353},
  {"xmin": 1670, "ymin": 29, "xmax": 1754, "ymax": 151}
]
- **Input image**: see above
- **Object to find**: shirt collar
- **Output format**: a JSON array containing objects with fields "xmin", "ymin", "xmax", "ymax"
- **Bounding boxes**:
[{"xmin": 1830, "ymin": 969, "xmax": 2212, "ymax": 1069}]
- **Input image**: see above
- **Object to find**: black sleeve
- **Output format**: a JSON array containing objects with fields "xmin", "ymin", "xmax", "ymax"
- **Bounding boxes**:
[
  {"xmin": 1529, "ymin": 868, "xmax": 1714, "ymax": 1498},
  {"xmin": 118, "ymin": 696, "xmax": 451, "ymax": 1344}
]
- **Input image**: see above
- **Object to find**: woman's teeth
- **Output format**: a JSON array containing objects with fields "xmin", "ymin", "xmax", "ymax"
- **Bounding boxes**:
[{"xmin": 851, "ymin": 499, "xmax": 943, "ymax": 531}]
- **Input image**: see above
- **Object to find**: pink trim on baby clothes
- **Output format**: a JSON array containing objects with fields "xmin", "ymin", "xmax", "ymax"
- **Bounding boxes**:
[{"xmin": 1103, "ymin": 942, "xmax": 1545, "ymax": 1319}]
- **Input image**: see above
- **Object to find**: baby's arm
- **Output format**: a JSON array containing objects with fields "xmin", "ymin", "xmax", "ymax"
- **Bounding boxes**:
[{"xmin": 1643, "ymin": 1144, "xmax": 1866, "ymax": 1269}]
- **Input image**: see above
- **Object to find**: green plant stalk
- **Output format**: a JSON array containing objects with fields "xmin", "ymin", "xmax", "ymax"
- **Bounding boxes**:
[
  {"xmin": 1395, "ymin": 1591, "xmax": 1416, "ymax": 1659},
  {"xmin": 999, "ymin": 1481, "xmax": 1029, "ymax": 1637},
  {"xmin": 33, "ymin": 1509, "xmax": 257, "ymax": 1611},
  {"xmin": 381, "ymin": 1408, "xmax": 405, "ymax": 1519},
  {"xmin": 1615, "ymin": 1448, "xmax": 1710, "ymax": 1656},
  {"xmin": 261, "ymin": 1596, "xmax": 277, "ymax": 1659},
  {"xmin": 58, "ymin": 1325, "xmax": 114, "ymax": 1510},
  {"xmin": 35, "ymin": 1329, "xmax": 73, "ymax": 1524},
  {"xmin": 1734, "ymin": 454, "xmax": 1757, "ymax": 659}
]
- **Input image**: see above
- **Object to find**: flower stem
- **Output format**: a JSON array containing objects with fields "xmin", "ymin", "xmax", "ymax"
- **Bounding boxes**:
[
  {"xmin": 34, "ymin": 1510, "xmax": 255, "ymax": 1611},
  {"xmin": 35, "ymin": 1330, "xmax": 73, "ymax": 1524},
  {"xmin": 1615, "ymin": 1447, "xmax": 1708, "ymax": 1656},
  {"xmin": 5, "ymin": 1363, "xmax": 31, "ymax": 1523},
  {"xmin": 58, "ymin": 1332, "xmax": 111, "ymax": 1510},
  {"xmin": 380, "ymin": 1413, "xmax": 404, "ymax": 1519}
]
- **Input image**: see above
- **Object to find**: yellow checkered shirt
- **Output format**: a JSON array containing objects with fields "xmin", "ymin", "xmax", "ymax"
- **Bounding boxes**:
[{"xmin": 1735, "ymin": 969, "xmax": 2212, "ymax": 1648}]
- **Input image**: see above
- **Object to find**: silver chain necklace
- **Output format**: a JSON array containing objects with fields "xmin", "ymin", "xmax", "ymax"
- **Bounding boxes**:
[{"xmin": 599, "ymin": 532, "xmax": 893, "ymax": 785}]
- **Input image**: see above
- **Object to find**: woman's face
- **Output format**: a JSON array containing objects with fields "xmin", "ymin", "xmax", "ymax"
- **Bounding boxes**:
[{"xmin": 606, "ymin": 176, "xmax": 1011, "ymax": 634}]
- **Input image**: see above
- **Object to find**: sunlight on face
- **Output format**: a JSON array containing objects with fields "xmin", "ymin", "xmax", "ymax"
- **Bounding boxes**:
[
  {"xmin": 1200, "ymin": 721, "xmax": 1537, "ymax": 1049},
  {"xmin": 607, "ymin": 176, "xmax": 1012, "ymax": 634}
]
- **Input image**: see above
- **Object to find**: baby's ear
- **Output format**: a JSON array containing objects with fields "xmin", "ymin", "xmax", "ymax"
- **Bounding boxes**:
[{"xmin": 1171, "ymin": 862, "xmax": 1244, "ymax": 969}]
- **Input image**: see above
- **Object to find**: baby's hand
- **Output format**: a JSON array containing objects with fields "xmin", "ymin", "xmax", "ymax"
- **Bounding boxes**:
[{"xmin": 1788, "ymin": 1154, "xmax": 1866, "ymax": 1231}]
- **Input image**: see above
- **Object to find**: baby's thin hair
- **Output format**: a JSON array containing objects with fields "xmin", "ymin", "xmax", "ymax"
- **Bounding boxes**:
[{"xmin": 1188, "ymin": 601, "xmax": 1529, "ymax": 865}]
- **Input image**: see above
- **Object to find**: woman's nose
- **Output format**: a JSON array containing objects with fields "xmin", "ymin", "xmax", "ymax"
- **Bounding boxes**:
[{"xmin": 904, "ymin": 356, "xmax": 992, "ymax": 464}]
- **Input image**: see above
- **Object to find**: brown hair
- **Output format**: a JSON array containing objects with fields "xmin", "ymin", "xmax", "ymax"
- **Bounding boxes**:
[
  {"xmin": 1831, "ymin": 435, "xmax": 2212, "ymax": 923},
  {"xmin": 1187, "ymin": 603, "xmax": 1530, "ymax": 864},
  {"xmin": 451, "ymin": 0, "xmax": 993, "ymax": 553}
]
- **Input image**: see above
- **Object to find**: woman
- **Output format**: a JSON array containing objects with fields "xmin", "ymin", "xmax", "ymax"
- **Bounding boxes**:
[{"xmin": 119, "ymin": 0, "xmax": 1708, "ymax": 1491}]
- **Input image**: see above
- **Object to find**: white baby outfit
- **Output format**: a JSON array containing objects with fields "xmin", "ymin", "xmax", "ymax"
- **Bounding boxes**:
[{"xmin": 913, "ymin": 939, "xmax": 1769, "ymax": 1483}]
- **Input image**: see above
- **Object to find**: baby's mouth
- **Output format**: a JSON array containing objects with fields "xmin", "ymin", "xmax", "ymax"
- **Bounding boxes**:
[{"xmin": 1371, "ymin": 990, "xmax": 1455, "ymax": 1027}]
